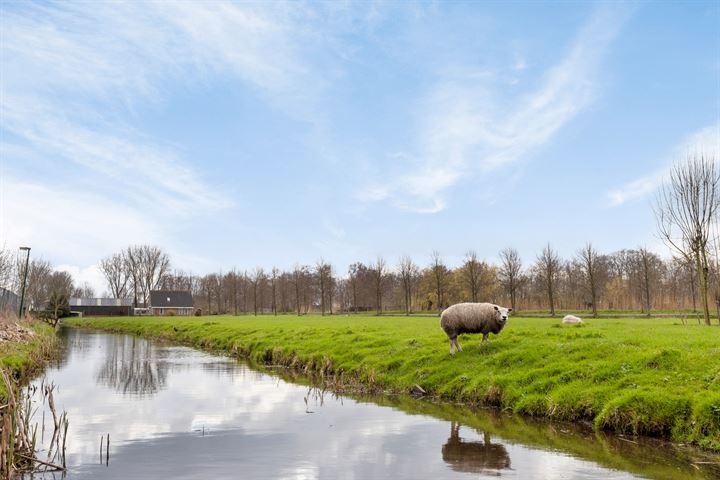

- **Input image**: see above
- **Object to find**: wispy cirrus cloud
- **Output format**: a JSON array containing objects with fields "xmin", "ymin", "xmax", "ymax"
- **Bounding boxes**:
[
  {"xmin": 607, "ymin": 124, "xmax": 720, "ymax": 207},
  {"xmin": 1, "ymin": 94, "xmax": 230, "ymax": 212},
  {"xmin": 0, "ymin": 1, "xmax": 334, "ymax": 213},
  {"xmin": 1, "ymin": 1, "xmax": 329, "ymax": 110},
  {"xmin": 360, "ymin": 5, "xmax": 631, "ymax": 213}
]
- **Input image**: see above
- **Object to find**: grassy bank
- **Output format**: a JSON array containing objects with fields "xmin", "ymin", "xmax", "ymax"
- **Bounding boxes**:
[
  {"xmin": 67, "ymin": 314, "xmax": 720, "ymax": 451},
  {"xmin": 1, "ymin": 317, "xmax": 59, "ymax": 478},
  {"xmin": 0, "ymin": 319, "xmax": 58, "ymax": 400}
]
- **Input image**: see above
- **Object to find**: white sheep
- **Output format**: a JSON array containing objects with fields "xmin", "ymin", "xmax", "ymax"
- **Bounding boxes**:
[
  {"xmin": 440, "ymin": 302, "xmax": 512, "ymax": 354},
  {"xmin": 562, "ymin": 314, "xmax": 583, "ymax": 324}
]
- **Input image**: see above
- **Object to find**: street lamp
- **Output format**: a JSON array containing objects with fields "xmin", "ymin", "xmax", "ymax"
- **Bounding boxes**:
[{"xmin": 18, "ymin": 246, "xmax": 31, "ymax": 318}]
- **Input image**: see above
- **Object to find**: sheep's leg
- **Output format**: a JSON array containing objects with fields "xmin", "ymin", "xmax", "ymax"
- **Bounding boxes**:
[
  {"xmin": 448, "ymin": 337, "xmax": 456, "ymax": 354},
  {"xmin": 482, "ymin": 333, "xmax": 489, "ymax": 343},
  {"xmin": 455, "ymin": 338, "xmax": 462, "ymax": 352}
]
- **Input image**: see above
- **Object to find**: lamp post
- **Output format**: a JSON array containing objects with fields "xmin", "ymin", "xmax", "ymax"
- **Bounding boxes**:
[{"xmin": 18, "ymin": 246, "xmax": 31, "ymax": 318}]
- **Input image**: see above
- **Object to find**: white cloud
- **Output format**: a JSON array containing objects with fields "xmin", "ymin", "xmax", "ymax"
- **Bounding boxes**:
[
  {"xmin": 55, "ymin": 264, "xmax": 106, "ymax": 297},
  {"xmin": 0, "ymin": 177, "xmax": 162, "ymax": 266},
  {"xmin": 0, "ymin": 2, "xmax": 336, "ymax": 215},
  {"xmin": 607, "ymin": 123, "xmax": 720, "ymax": 206},
  {"xmin": 360, "ymin": 5, "xmax": 630, "ymax": 213}
]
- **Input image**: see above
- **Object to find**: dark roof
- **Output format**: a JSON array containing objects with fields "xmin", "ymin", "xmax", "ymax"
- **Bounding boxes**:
[{"xmin": 149, "ymin": 290, "xmax": 193, "ymax": 308}]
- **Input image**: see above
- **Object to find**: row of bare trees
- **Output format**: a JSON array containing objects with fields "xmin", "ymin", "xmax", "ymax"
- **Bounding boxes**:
[
  {"xmin": 2, "ymin": 242, "xmax": 713, "ymax": 319},
  {"xmin": 91, "ymin": 244, "xmax": 717, "ymax": 319}
]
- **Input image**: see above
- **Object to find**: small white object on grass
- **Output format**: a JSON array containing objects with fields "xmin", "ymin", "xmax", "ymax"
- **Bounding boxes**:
[{"xmin": 562, "ymin": 315, "xmax": 583, "ymax": 324}]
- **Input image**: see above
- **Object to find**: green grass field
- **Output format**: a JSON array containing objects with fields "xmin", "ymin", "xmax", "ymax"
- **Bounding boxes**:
[{"xmin": 66, "ymin": 314, "xmax": 720, "ymax": 451}]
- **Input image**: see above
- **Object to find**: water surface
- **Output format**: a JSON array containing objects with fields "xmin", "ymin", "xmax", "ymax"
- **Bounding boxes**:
[{"xmin": 22, "ymin": 327, "xmax": 719, "ymax": 479}]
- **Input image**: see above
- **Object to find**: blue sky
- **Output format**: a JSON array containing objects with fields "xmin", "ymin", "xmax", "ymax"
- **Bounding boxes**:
[{"xmin": 1, "ymin": 1, "xmax": 719, "ymax": 292}]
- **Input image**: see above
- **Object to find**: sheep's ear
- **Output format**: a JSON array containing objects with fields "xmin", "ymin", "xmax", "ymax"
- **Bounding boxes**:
[
  {"xmin": 494, "ymin": 306, "xmax": 499, "ymax": 311},
  {"xmin": 508, "ymin": 308, "xmax": 513, "ymax": 312}
]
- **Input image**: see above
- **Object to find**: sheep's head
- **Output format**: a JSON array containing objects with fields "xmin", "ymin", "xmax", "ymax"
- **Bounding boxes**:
[{"xmin": 493, "ymin": 305, "xmax": 512, "ymax": 323}]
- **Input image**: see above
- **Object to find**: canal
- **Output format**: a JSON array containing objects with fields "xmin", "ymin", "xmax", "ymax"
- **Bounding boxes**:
[{"xmin": 22, "ymin": 326, "xmax": 719, "ymax": 479}]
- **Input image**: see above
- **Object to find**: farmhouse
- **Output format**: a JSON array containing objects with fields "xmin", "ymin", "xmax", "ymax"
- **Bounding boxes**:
[
  {"xmin": 149, "ymin": 290, "xmax": 194, "ymax": 316},
  {"xmin": 70, "ymin": 297, "xmax": 133, "ymax": 316}
]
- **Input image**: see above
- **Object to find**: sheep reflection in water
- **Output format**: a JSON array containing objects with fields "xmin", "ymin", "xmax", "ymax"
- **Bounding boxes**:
[{"xmin": 442, "ymin": 422, "xmax": 511, "ymax": 475}]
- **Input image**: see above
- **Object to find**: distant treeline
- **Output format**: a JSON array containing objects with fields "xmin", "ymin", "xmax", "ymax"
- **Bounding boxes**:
[
  {"xmin": 166, "ymin": 245, "xmax": 711, "ymax": 317},
  {"xmin": 0, "ymin": 242, "xmax": 714, "ymax": 318}
]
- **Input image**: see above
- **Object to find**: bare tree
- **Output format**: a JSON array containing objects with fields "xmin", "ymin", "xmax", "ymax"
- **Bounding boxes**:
[
  {"xmin": 577, "ymin": 243, "xmax": 602, "ymax": 318},
  {"xmin": 124, "ymin": 246, "xmax": 142, "ymax": 307},
  {"xmin": 122, "ymin": 245, "xmax": 171, "ymax": 307},
  {"xmin": 160, "ymin": 270, "xmax": 194, "ymax": 291},
  {"xmin": 215, "ymin": 272, "xmax": 226, "ymax": 313},
  {"xmin": 656, "ymin": 154, "xmax": 720, "ymax": 325},
  {"xmin": 0, "ymin": 247, "xmax": 14, "ymax": 291},
  {"xmin": 291, "ymin": 265, "xmax": 307, "ymax": 315},
  {"xmin": 430, "ymin": 251, "xmax": 449, "ymax": 312},
  {"xmin": 461, "ymin": 251, "xmax": 484, "ymax": 303},
  {"xmin": 348, "ymin": 263, "xmax": 361, "ymax": 313},
  {"xmin": 709, "ymin": 224, "xmax": 720, "ymax": 324},
  {"xmin": 536, "ymin": 243, "xmax": 561, "ymax": 316},
  {"xmin": 139, "ymin": 245, "xmax": 171, "ymax": 304},
  {"xmin": 315, "ymin": 259, "xmax": 332, "ymax": 315},
  {"xmin": 679, "ymin": 258, "xmax": 698, "ymax": 312},
  {"xmin": 250, "ymin": 267, "xmax": 265, "ymax": 316},
  {"xmin": 398, "ymin": 256, "xmax": 419, "ymax": 315},
  {"xmin": 270, "ymin": 267, "xmax": 279, "ymax": 315},
  {"xmin": 200, "ymin": 273, "xmax": 220, "ymax": 314},
  {"xmin": 18, "ymin": 258, "xmax": 52, "ymax": 311},
  {"xmin": 100, "ymin": 252, "xmax": 129, "ymax": 298},
  {"xmin": 46, "ymin": 271, "xmax": 74, "ymax": 298},
  {"xmin": 0, "ymin": 248, "xmax": 15, "ymax": 312},
  {"xmin": 499, "ymin": 248, "xmax": 523, "ymax": 311},
  {"xmin": 636, "ymin": 247, "xmax": 662, "ymax": 315},
  {"xmin": 221, "ymin": 270, "xmax": 239, "ymax": 315},
  {"xmin": 276, "ymin": 271, "xmax": 287, "ymax": 313},
  {"xmin": 372, "ymin": 257, "xmax": 386, "ymax": 315},
  {"xmin": 326, "ymin": 265, "xmax": 335, "ymax": 315}
]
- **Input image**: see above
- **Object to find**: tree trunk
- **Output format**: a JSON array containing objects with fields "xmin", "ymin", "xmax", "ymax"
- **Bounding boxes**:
[
  {"xmin": 253, "ymin": 285, "xmax": 258, "ymax": 316},
  {"xmin": 690, "ymin": 271, "xmax": 698, "ymax": 312},
  {"xmin": 698, "ymin": 252, "xmax": 711, "ymax": 325},
  {"xmin": 405, "ymin": 286, "xmax": 411, "ymax": 316},
  {"xmin": 352, "ymin": 283, "xmax": 357, "ymax": 314},
  {"xmin": 643, "ymin": 267, "xmax": 651, "ymax": 315},
  {"xmin": 548, "ymin": 285, "xmax": 555, "ymax": 317}
]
